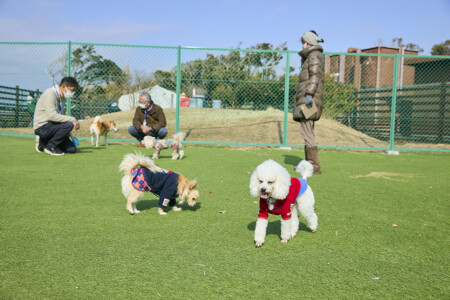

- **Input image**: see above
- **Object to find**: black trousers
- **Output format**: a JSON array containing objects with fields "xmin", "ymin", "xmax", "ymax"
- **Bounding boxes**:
[{"xmin": 35, "ymin": 121, "xmax": 76, "ymax": 153}]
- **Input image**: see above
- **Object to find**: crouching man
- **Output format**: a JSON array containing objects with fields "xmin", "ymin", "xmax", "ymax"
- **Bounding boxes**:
[{"xmin": 33, "ymin": 77, "xmax": 80, "ymax": 156}]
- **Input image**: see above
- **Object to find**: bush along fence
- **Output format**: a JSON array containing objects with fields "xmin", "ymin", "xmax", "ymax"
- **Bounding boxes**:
[{"xmin": 0, "ymin": 42, "xmax": 448, "ymax": 152}]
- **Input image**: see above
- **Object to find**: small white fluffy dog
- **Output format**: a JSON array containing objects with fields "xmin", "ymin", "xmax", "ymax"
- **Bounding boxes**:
[
  {"xmin": 143, "ymin": 132, "xmax": 186, "ymax": 160},
  {"xmin": 250, "ymin": 159, "xmax": 318, "ymax": 247},
  {"xmin": 89, "ymin": 116, "xmax": 118, "ymax": 147}
]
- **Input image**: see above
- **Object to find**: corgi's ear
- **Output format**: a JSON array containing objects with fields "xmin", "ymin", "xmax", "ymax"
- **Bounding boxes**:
[{"xmin": 189, "ymin": 180, "xmax": 198, "ymax": 189}]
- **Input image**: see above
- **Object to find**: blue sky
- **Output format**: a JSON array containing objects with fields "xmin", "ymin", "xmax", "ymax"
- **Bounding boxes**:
[{"xmin": 0, "ymin": 0, "xmax": 449, "ymax": 54}]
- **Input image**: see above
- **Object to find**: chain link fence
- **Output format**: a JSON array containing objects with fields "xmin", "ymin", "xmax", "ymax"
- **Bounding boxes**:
[{"xmin": 0, "ymin": 42, "xmax": 449, "ymax": 152}]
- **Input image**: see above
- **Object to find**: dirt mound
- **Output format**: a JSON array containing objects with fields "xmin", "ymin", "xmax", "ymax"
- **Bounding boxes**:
[{"xmin": 3, "ymin": 108, "xmax": 449, "ymax": 150}]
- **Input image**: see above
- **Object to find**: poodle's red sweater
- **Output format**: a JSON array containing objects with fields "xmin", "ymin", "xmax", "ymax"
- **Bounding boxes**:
[{"xmin": 258, "ymin": 178, "xmax": 301, "ymax": 220}]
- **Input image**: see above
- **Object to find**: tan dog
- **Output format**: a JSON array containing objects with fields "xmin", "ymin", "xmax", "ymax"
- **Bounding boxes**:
[
  {"xmin": 119, "ymin": 152, "xmax": 199, "ymax": 215},
  {"xmin": 89, "ymin": 116, "xmax": 118, "ymax": 147}
]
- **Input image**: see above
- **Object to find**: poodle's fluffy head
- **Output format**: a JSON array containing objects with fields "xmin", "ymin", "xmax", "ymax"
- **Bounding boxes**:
[
  {"xmin": 143, "ymin": 136, "xmax": 157, "ymax": 149},
  {"xmin": 249, "ymin": 159, "xmax": 291, "ymax": 200}
]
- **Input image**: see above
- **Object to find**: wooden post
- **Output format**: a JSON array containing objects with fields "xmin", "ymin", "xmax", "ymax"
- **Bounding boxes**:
[
  {"xmin": 354, "ymin": 49, "xmax": 361, "ymax": 89},
  {"xmin": 339, "ymin": 55, "xmax": 346, "ymax": 83},
  {"xmin": 325, "ymin": 54, "xmax": 330, "ymax": 74}
]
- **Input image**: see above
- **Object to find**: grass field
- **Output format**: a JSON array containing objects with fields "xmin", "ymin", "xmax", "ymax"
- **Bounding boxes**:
[{"xmin": 0, "ymin": 136, "xmax": 449, "ymax": 299}]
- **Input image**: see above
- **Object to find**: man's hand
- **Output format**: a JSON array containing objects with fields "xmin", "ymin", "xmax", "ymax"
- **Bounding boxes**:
[
  {"xmin": 305, "ymin": 94, "xmax": 313, "ymax": 108},
  {"xmin": 73, "ymin": 120, "xmax": 80, "ymax": 130},
  {"xmin": 141, "ymin": 125, "xmax": 152, "ymax": 134}
]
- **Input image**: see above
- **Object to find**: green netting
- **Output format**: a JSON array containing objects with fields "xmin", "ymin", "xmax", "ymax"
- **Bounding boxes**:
[{"xmin": 0, "ymin": 42, "xmax": 449, "ymax": 152}]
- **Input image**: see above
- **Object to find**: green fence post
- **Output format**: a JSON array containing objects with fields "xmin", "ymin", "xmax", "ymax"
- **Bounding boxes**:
[
  {"xmin": 66, "ymin": 41, "xmax": 72, "ymax": 116},
  {"xmin": 389, "ymin": 54, "xmax": 399, "ymax": 151},
  {"xmin": 282, "ymin": 51, "xmax": 291, "ymax": 147},
  {"xmin": 175, "ymin": 46, "xmax": 181, "ymax": 133},
  {"xmin": 437, "ymin": 81, "xmax": 446, "ymax": 143}
]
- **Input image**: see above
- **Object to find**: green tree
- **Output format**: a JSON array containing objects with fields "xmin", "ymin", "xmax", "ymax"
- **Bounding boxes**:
[
  {"xmin": 392, "ymin": 38, "xmax": 423, "ymax": 53},
  {"xmin": 431, "ymin": 40, "xmax": 450, "ymax": 55},
  {"xmin": 154, "ymin": 70, "xmax": 176, "ymax": 91},
  {"xmin": 47, "ymin": 45, "xmax": 127, "ymax": 118},
  {"xmin": 243, "ymin": 43, "xmax": 287, "ymax": 80},
  {"xmin": 47, "ymin": 45, "xmax": 125, "ymax": 88},
  {"xmin": 210, "ymin": 85, "xmax": 237, "ymax": 108},
  {"xmin": 153, "ymin": 42, "xmax": 288, "ymax": 108},
  {"xmin": 322, "ymin": 74, "xmax": 358, "ymax": 118}
]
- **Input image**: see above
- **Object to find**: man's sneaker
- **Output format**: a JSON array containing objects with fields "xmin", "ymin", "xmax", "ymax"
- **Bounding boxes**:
[
  {"xmin": 44, "ymin": 147, "xmax": 64, "ymax": 156},
  {"xmin": 35, "ymin": 143, "xmax": 44, "ymax": 153}
]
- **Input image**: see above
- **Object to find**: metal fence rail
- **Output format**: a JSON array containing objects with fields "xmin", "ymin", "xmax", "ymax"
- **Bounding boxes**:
[{"xmin": 0, "ymin": 41, "xmax": 449, "ymax": 152}]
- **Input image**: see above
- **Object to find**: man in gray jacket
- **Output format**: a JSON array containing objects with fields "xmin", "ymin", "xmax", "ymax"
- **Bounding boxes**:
[{"xmin": 33, "ymin": 77, "xmax": 80, "ymax": 156}]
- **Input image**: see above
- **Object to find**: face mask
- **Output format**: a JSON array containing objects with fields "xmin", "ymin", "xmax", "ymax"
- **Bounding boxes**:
[
  {"xmin": 139, "ymin": 103, "xmax": 146, "ymax": 109},
  {"xmin": 64, "ymin": 87, "xmax": 75, "ymax": 98},
  {"xmin": 302, "ymin": 43, "xmax": 308, "ymax": 50}
]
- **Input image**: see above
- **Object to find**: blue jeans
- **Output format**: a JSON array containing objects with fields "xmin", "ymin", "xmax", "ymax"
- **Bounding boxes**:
[
  {"xmin": 35, "ymin": 121, "xmax": 76, "ymax": 153},
  {"xmin": 128, "ymin": 126, "xmax": 167, "ymax": 142}
]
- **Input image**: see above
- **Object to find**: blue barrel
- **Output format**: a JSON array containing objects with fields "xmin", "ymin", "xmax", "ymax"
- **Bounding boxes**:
[
  {"xmin": 195, "ymin": 95, "xmax": 206, "ymax": 108},
  {"xmin": 212, "ymin": 100, "xmax": 221, "ymax": 109},
  {"xmin": 189, "ymin": 98, "xmax": 198, "ymax": 108}
]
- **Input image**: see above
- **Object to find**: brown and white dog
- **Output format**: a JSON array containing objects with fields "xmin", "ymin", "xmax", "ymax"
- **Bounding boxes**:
[
  {"xmin": 119, "ymin": 152, "xmax": 199, "ymax": 215},
  {"xmin": 89, "ymin": 115, "xmax": 118, "ymax": 147}
]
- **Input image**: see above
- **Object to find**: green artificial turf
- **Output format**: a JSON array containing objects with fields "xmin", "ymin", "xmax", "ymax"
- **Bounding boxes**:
[{"xmin": 0, "ymin": 136, "xmax": 449, "ymax": 299}]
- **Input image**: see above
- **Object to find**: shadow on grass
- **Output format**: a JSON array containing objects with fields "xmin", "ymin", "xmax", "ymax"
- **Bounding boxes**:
[
  {"xmin": 75, "ymin": 147, "xmax": 93, "ymax": 153},
  {"xmin": 283, "ymin": 154, "xmax": 304, "ymax": 169},
  {"xmin": 247, "ymin": 220, "xmax": 313, "ymax": 236},
  {"xmin": 84, "ymin": 143, "xmax": 123, "ymax": 149},
  {"xmin": 136, "ymin": 199, "xmax": 202, "ymax": 212}
]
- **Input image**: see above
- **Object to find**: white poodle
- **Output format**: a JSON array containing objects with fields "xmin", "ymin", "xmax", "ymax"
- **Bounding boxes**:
[{"xmin": 249, "ymin": 159, "xmax": 318, "ymax": 247}]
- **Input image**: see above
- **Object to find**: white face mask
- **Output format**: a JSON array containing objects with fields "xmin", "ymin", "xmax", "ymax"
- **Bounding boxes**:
[
  {"xmin": 302, "ymin": 42, "xmax": 309, "ymax": 50},
  {"xmin": 138, "ymin": 103, "xmax": 146, "ymax": 109},
  {"xmin": 64, "ymin": 87, "xmax": 75, "ymax": 98}
]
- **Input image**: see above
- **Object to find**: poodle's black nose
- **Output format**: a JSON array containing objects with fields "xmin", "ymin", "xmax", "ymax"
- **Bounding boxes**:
[{"xmin": 261, "ymin": 187, "xmax": 266, "ymax": 192}]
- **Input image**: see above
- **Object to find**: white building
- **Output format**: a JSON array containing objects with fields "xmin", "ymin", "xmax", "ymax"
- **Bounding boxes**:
[{"xmin": 118, "ymin": 85, "xmax": 177, "ymax": 111}]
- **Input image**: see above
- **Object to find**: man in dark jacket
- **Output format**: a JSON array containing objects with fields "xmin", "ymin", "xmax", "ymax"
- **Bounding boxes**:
[
  {"xmin": 293, "ymin": 30, "xmax": 325, "ymax": 174},
  {"xmin": 128, "ymin": 92, "xmax": 167, "ymax": 146}
]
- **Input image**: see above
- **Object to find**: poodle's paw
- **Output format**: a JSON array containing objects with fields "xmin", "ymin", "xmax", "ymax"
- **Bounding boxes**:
[
  {"xmin": 157, "ymin": 208, "xmax": 167, "ymax": 215},
  {"xmin": 152, "ymin": 153, "xmax": 159, "ymax": 160},
  {"xmin": 172, "ymin": 206, "xmax": 182, "ymax": 212},
  {"xmin": 128, "ymin": 209, "xmax": 135, "ymax": 215},
  {"xmin": 311, "ymin": 229, "xmax": 317, "ymax": 233},
  {"xmin": 172, "ymin": 153, "xmax": 179, "ymax": 160},
  {"xmin": 133, "ymin": 209, "xmax": 141, "ymax": 214},
  {"xmin": 179, "ymin": 150, "xmax": 184, "ymax": 159},
  {"xmin": 255, "ymin": 240, "xmax": 264, "ymax": 247},
  {"xmin": 281, "ymin": 239, "xmax": 289, "ymax": 243}
]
